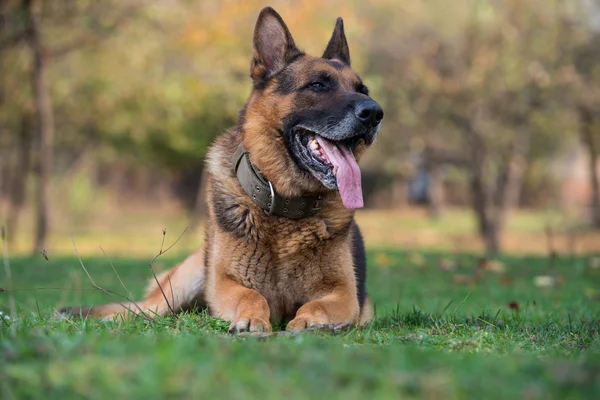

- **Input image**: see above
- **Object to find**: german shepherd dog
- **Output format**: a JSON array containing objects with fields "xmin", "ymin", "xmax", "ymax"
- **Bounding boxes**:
[{"xmin": 62, "ymin": 7, "xmax": 383, "ymax": 332}]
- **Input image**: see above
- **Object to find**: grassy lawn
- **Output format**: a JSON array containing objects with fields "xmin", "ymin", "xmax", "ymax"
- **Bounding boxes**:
[{"xmin": 1, "ymin": 249, "xmax": 600, "ymax": 399}]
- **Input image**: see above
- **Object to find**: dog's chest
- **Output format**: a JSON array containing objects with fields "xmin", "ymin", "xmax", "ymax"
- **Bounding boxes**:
[{"xmin": 237, "ymin": 218, "xmax": 335, "ymax": 319}]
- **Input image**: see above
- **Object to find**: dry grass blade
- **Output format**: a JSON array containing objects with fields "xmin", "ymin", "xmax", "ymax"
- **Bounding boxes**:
[
  {"xmin": 150, "ymin": 227, "xmax": 189, "ymax": 263},
  {"xmin": 100, "ymin": 245, "xmax": 132, "ymax": 298},
  {"xmin": 449, "ymin": 292, "xmax": 471, "ymax": 317},
  {"xmin": 98, "ymin": 245, "xmax": 150, "ymax": 318},
  {"xmin": 146, "ymin": 227, "xmax": 189, "ymax": 315},
  {"xmin": 70, "ymin": 236, "xmax": 152, "ymax": 321},
  {"xmin": 167, "ymin": 274, "xmax": 175, "ymax": 314}
]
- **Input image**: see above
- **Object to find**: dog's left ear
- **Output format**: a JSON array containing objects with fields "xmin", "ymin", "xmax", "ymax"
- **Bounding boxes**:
[
  {"xmin": 251, "ymin": 7, "xmax": 303, "ymax": 83},
  {"xmin": 322, "ymin": 17, "xmax": 350, "ymax": 66}
]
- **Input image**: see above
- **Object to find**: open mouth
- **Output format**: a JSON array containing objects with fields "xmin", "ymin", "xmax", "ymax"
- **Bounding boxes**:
[{"xmin": 292, "ymin": 128, "xmax": 365, "ymax": 209}]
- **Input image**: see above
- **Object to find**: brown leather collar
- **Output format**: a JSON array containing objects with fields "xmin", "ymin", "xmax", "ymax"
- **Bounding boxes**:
[{"xmin": 231, "ymin": 144, "xmax": 322, "ymax": 219}]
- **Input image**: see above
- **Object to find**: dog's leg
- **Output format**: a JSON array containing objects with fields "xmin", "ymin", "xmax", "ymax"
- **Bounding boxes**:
[
  {"xmin": 210, "ymin": 276, "xmax": 271, "ymax": 333},
  {"xmin": 60, "ymin": 247, "xmax": 206, "ymax": 320},
  {"xmin": 358, "ymin": 296, "xmax": 373, "ymax": 326},
  {"xmin": 286, "ymin": 285, "xmax": 359, "ymax": 331}
]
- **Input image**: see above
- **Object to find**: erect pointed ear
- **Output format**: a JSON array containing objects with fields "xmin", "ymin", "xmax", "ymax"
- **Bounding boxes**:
[
  {"xmin": 251, "ymin": 7, "xmax": 303, "ymax": 83},
  {"xmin": 322, "ymin": 17, "xmax": 350, "ymax": 66}
]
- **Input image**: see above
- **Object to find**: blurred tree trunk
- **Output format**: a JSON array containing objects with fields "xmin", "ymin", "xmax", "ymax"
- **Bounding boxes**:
[
  {"xmin": 457, "ymin": 113, "xmax": 530, "ymax": 254},
  {"xmin": 579, "ymin": 107, "xmax": 600, "ymax": 229},
  {"xmin": 5, "ymin": 111, "xmax": 33, "ymax": 244},
  {"xmin": 493, "ymin": 129, "xmax": 531, "ymax": 244},
  {"xmin": 427, "ymin": 165, "xmax": 444, "ymax": 219},
  {"xmin": 423, "ymin": 149, "xmax": 444, "ymax": 219},
  {"xmin": 467, "ymin": 130, "xmax": 498, "ymax": 253},
  {"xmin": 24, "ymin": 0, "xmax": 54, "ymax": 253}
]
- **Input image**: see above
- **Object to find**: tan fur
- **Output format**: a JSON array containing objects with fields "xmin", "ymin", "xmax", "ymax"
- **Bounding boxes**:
[
  {"xmin": 61, "ymin": 8, "xmax": 376, "ymax": 332},
  {"xmin": 75, "ymin": 126, "xmax": 372, "ymax": 330}
]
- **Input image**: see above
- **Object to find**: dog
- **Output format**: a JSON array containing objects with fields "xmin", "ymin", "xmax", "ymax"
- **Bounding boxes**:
[{"xmin": 61, "ymin": 7, "xmax": 384, "ymax": 333}]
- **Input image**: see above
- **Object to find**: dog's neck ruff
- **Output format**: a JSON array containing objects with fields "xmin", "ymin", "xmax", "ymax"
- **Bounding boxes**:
[{"xmin": 232, "ymin": 144, "xmax": 322, "ymax": 219}]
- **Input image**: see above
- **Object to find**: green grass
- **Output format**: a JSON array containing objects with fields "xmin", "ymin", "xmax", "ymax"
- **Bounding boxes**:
[{"xmin": 1, "ymin": 250, "xmax": 600, "ymax": 399}]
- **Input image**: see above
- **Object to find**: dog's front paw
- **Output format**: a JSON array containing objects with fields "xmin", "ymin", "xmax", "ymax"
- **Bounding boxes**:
[
  {"xmin": 286, "ymin": 314, "xmax": 329, "ymax": 331},
  {"xmin": 228, "ymin": 316, "xmax": 272, "ymax": 334},
  {"xmin": 286, "ymin": 316, "xmax": 311, "ymax": 331}
]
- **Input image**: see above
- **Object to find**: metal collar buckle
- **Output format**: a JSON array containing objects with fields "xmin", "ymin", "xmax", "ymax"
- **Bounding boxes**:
[{"xmin": 264, "ymin": 180, "xmax": 276, "ymax": 215}]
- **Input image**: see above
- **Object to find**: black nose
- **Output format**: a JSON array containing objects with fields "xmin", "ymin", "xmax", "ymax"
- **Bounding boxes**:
[{"xmin": 355, "ymin": 100, "xmax": 384, "ymax": 127}]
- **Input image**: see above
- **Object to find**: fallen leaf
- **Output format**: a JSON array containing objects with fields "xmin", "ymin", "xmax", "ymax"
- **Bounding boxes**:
[
  {"xmin": 499, "ymin": 276, "xmax": 514, "ymax": 286},
  {"xmin": 534, "ymin": 275, "xmax": 555, "ymax": 288},
  {"xmin": 408, "ymin": 253, "xmax": 427, "ymax": 268},
  {"xmin": 452, "ymin": 274, "xmax": 477, "ymax": 286},
  {"xmin": 508, "ymin": 301, "xmax": 520, "ymax": 311},
  {"xmin": 480, "ymin": 258, "xmax": 506, "ymax": 273},
  {"xmin": 437, "ymin": 258, "xmax": 457, "ymax": 271},
  {"xmin": 375, "ymin": 252, "xmax": 392, "ymax": 267}
]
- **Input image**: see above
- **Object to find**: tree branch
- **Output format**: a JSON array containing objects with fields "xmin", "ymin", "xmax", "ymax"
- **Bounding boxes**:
[{"xmin": 46, "ymin": 6, "xmax": 139, "ymax": 59}]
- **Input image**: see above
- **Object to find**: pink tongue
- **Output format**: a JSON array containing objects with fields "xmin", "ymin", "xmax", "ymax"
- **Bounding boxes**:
[{"xmin": 315, "ymin": 137, "xmax": 363, "ymax": 209}]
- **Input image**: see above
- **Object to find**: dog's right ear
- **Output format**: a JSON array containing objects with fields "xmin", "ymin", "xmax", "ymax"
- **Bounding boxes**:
[
  {"xmin": 251, "ymin": 7, "xmax": 302, "ymax": 83},
  {"xmin": 322, "ymin": 18, "xmax": 351, "ymax": 66}
]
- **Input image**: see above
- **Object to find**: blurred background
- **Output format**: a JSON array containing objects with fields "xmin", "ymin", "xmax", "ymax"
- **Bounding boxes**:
[{"xmin": 1, "ymin": 0, "xmax": 600, "ymax": 257}]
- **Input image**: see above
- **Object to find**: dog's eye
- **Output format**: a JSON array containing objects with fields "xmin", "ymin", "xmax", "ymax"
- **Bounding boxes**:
[{"xmin": 309, "ymin": 81, "xmax": 327, "ymax": 91}]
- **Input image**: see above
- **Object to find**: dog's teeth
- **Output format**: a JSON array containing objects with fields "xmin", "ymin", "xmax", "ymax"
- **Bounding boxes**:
[
  {"xmin": 309, "ymin": 140, "xmax": 319, "ymax": 150},
  {"xmin": 333, "ymin": 166, "xmax": 339, "ymax": 175}
]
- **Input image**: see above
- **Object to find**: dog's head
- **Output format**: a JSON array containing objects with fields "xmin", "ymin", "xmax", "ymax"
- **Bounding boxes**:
[{"xmin": 241, "ymin": 7, "xmax": 383, "ymax": 209}]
